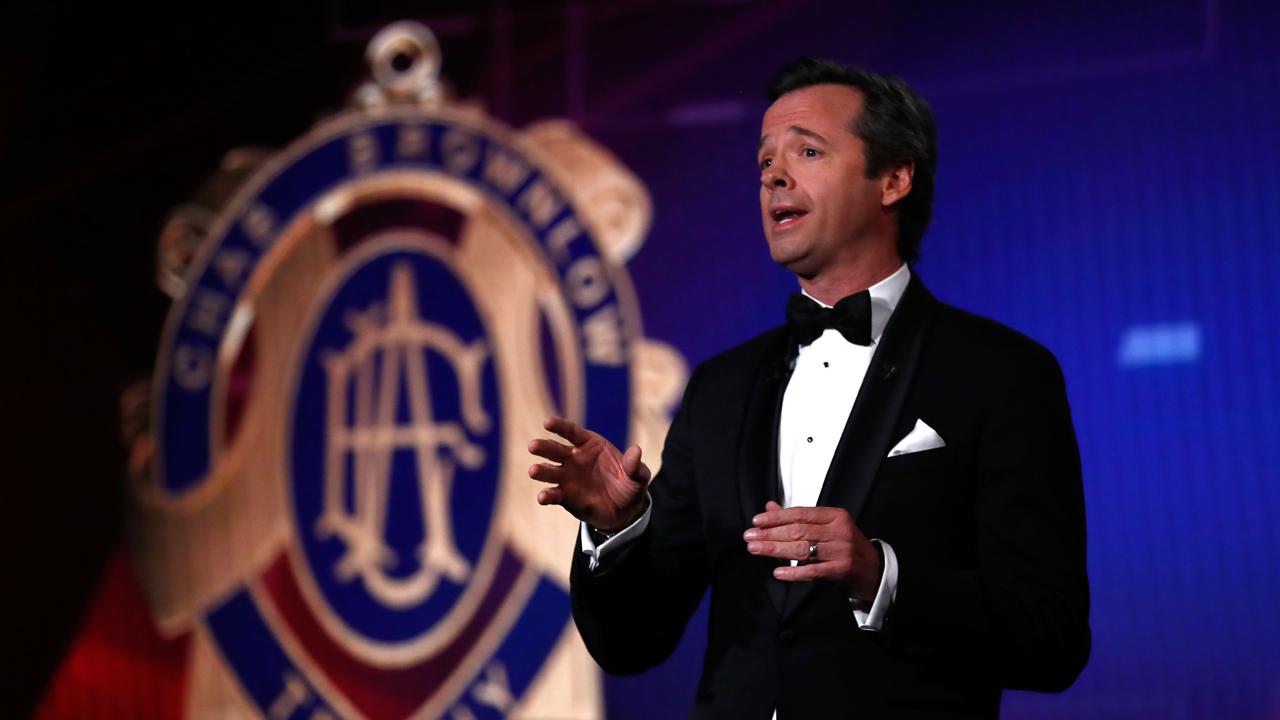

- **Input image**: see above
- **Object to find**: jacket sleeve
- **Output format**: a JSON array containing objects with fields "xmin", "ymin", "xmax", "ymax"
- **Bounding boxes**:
[
  {"xmin": 569, "ymin": 365, "xmax": 711, "ymax": 675},
  {"xmin": 886, "ymin": 347, "xmax": 1091, "ymax": 692}
]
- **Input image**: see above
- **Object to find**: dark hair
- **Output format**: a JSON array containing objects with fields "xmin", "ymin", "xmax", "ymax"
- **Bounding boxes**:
[{"xmin": 767, "ymin": 57, "xmax": 937, "ymax": 264}]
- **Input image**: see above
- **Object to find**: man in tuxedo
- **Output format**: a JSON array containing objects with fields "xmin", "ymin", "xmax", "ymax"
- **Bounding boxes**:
[{"xmin": 528, "ymin": 58, "xmax": 1089, "ymax": 719}]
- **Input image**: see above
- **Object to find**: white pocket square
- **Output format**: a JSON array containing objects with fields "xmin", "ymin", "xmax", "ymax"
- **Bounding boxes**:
[{"xmin": 887, "ymin": 418, "xmax": 946, "ymax": 457}]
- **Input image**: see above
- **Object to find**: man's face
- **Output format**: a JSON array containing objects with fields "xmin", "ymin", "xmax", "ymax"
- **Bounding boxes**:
[{"xmin": 758, "ymin": 84, "xmax": 887, "ymax": 278}]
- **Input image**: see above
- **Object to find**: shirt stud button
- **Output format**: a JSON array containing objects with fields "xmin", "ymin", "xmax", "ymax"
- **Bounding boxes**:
[
  {"xmin": 806, "ymin": 436, "xmax": 813, "ymax": 443},
  {"xmin": 823, "ymin": 361, "xmax": 829, "ymax": 367}
]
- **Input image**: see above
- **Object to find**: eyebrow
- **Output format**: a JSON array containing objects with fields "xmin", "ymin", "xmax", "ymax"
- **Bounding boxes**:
[{"xmin": 758, "ymin": 125, "xmax": 829, "ymax": 151}]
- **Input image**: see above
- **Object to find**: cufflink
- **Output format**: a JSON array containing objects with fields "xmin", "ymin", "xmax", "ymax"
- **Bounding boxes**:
[{"xmin": 587, "ymin": 526, "xmax": 617, "ymax": 544}]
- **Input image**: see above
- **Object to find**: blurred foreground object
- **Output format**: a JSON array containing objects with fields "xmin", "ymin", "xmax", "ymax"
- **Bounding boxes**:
[{"xmin": 121, "ymin": 20, "xmax": 684, "ymax": 719}]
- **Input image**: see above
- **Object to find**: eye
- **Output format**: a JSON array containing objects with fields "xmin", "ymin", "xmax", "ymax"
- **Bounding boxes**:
[
  {"xmin": 759, "ymin": 157, "xmax": 772, "ymax": 171},
  {"xmin": 802, "ymin": 147, "xmax": 820, "ymax": 158}
]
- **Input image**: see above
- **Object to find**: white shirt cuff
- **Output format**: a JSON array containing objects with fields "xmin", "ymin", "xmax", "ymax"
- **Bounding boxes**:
[
  {"xmin": 579, "ymin": 493, "xmax": 652, "ymax": 572},
  {"xmin": 851, "ymin": 538, "xmax": 898, "ymax": 631}
]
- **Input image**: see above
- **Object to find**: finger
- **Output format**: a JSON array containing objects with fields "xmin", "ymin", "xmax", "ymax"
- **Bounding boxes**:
[
  {"xmin": 773, "ymin": 562, "xmax": 847, "ymax": 582},
  {"xmin": 528, "ymin": 438, "xmax": 573, "ymax": 463},
  {"xmin": 765, "ymin": 500, "xmax": 782, "ymax": 512},
  {"xmin": 621, "ymin": 444, "xmax": 644, "ymax": 479},
  {"xmin": 528, "ymin": 463, "xmax": 566, "ymax": 484},
  {"xmin": 744, "ymin": 523, "xmax": 844, "ymax": 543},
  {"xmin": 635, "ymin": 461, "xmax": 652, "ymax": 486},
  {"xmin": 747, "ymin": 538, "xmax": 853, "ymax": 562},
  {"xmin": 744, "ymin": 539, "xmax": 810, "ymax": 561},
  {"xmin": 752, "ymin": 505, "xmax": 839, "ymax": 528},
  {"xmin": 536, "ymin": 486, "xmax": 565, "ymax": 506},
  {"xmin": 544, "ymin": 416, "xmax": 589, "ymax": 445}
]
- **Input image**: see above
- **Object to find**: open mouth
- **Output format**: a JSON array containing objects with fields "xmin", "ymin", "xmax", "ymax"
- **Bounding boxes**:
[{"xmin": 770, "ymin": 206, "xmax": 809, "ymax": 227}]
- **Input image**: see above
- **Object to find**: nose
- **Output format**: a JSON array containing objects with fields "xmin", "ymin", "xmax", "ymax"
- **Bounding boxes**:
[{"xmin": 761, "ymin": 160, "xmax": 793, "ymax": 191}]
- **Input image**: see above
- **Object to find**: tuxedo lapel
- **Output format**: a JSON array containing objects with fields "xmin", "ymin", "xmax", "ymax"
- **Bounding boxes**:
[
  {"xmin": 736, "ymin": 327, "xmax": 793, "ymax": 615},
  {"xmin": 782, "ymin": 275, "xmax": 938, "ymax": 620}
]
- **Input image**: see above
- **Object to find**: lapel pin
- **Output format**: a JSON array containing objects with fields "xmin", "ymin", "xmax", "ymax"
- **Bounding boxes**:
[{"xmin": 882, "ymin": 364, "xmax": 898, "ymax": 380}]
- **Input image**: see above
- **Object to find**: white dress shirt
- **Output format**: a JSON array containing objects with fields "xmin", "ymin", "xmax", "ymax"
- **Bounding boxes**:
[{"xmin": 580, "ymin": 263, "xmax": 910, "ymax": 634}]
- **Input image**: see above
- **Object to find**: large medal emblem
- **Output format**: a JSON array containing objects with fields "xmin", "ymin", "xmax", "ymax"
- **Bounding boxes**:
[{"xmin": 129, "ymin": 22, "xmax": 684, "ymax": 719}]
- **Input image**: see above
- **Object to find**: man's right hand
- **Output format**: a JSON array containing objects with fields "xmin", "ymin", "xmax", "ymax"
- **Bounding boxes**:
[{"xmin": 528, "ymin": 416, "xmax": 651, "ymax": 533}]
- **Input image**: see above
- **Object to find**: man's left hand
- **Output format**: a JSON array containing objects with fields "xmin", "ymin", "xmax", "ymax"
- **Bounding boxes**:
[{"xmin": 743, "ymin": 501, "xmax": 884, "ymax": 602}]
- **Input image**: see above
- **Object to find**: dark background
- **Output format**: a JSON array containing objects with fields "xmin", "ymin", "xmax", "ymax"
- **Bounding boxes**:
[{"xmin": 6, "ymin": 1, "xmax": 1279, "ymax": 718}]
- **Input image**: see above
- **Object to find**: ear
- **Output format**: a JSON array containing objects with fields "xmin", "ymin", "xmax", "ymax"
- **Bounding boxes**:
[{"xmin": 880, "ymin": 161, "xmax": 914, "ymax": 207}]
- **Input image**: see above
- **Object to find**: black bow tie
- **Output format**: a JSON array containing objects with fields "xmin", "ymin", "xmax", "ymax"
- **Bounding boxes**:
[{"xmin": 786, "ymin": 290, "xmax": 872, "ymax": 346}]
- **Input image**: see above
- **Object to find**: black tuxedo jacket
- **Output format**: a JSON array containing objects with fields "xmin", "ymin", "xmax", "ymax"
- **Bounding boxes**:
[{"xmin": 570, "ymin": 275, "xmax": 1090, "ymax": 719}]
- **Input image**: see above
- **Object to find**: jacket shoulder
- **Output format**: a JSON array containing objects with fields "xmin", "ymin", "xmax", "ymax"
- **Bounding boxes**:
[
  {"xmin": 677, "ymin": 325, "xmax": 788, "ymax": 405},
  {"xmin": 930, "ymin": 300, "xmax": 1065, "ymax": 383},
  {"xmin": 698, "ymin": 325, "xmax": 789, "ymax": 375}
]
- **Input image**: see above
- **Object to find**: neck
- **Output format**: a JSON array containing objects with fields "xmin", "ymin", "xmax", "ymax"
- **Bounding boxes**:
[{"xmin": 797, "ymin": 247, "xmax": 903, "ymax": 306}]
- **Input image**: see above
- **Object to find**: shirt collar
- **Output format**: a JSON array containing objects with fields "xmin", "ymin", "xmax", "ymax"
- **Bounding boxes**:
[{"xmin": 801, "ymin": 262, "xmax": 911, "ymax": 343}]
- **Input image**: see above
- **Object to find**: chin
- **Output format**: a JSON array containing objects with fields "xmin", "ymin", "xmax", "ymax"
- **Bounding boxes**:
[
  {"xmin": 767, "ymin": 237, "xmax": 807, "ymax": 268},
  {"xmin": 766, "ymin": 243, "xmax": 793, "ymax": 267},
  {"xmin": 770, "ymin": 249, "xmax": 812, "ymax": 276}
]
